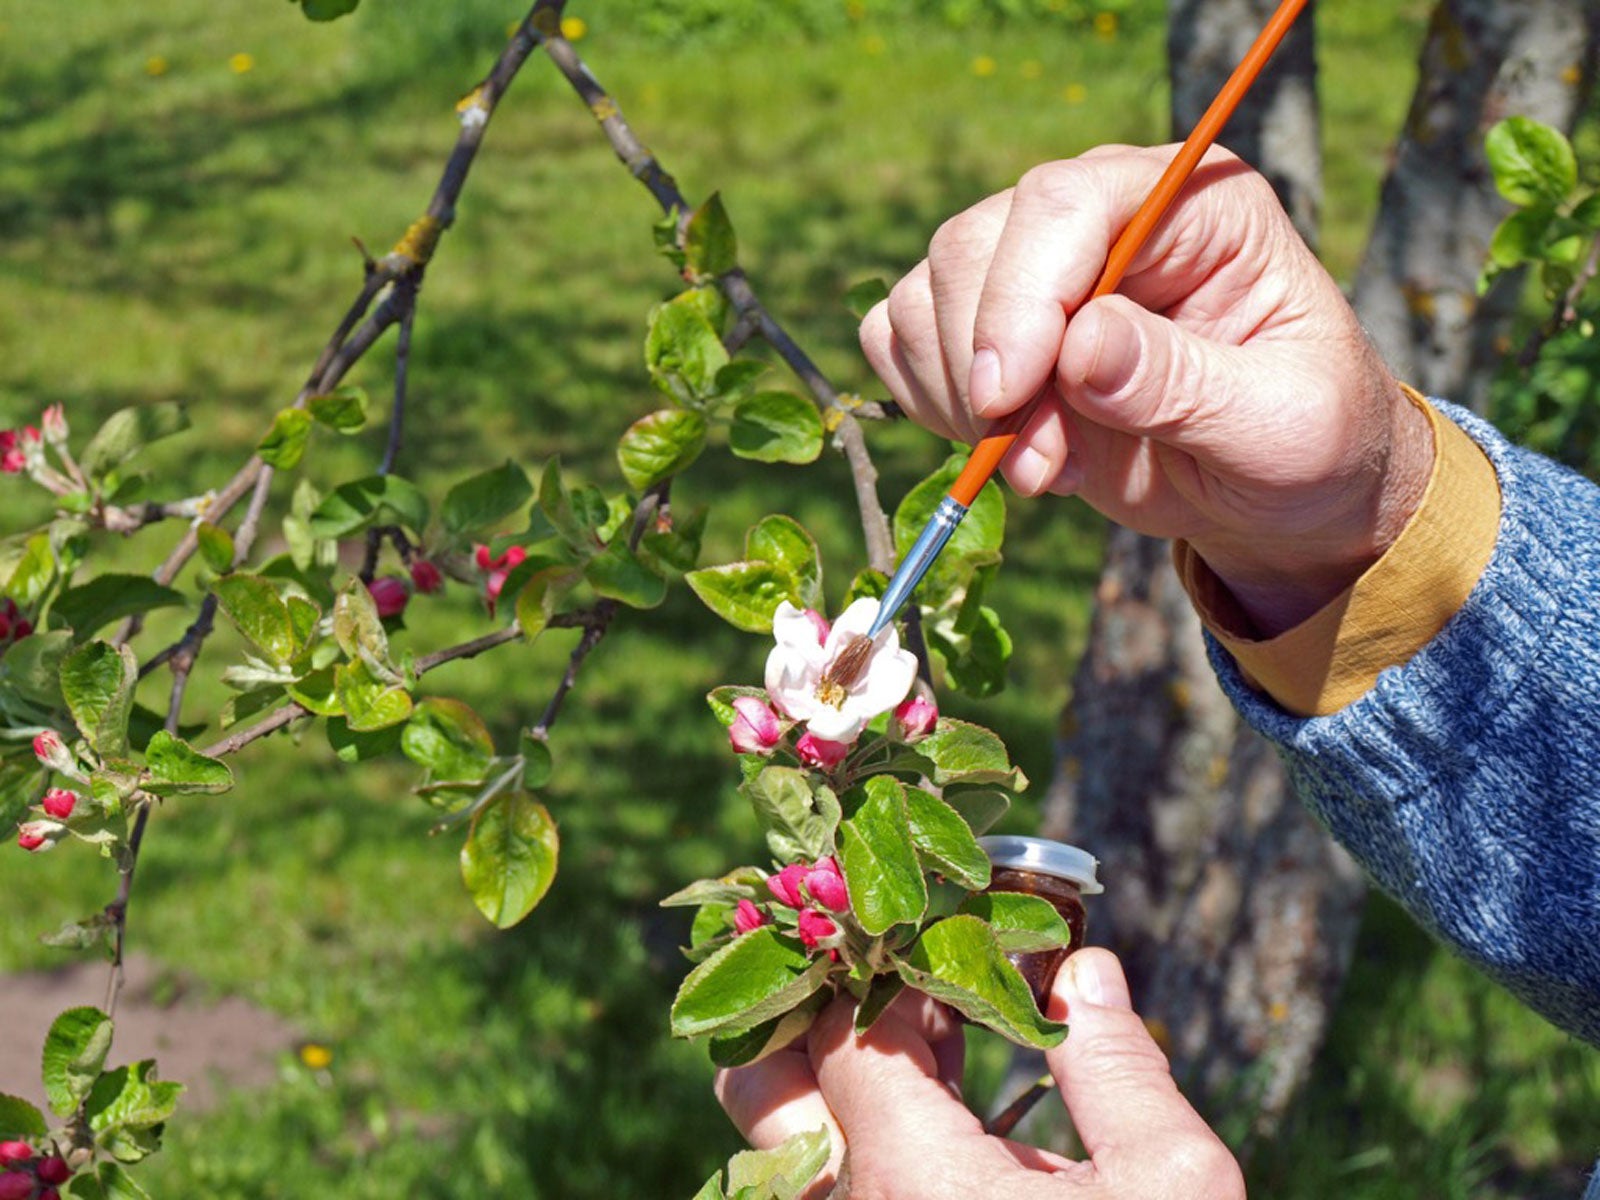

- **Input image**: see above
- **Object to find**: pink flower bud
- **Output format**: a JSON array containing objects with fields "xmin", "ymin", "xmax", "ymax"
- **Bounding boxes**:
[
  {"xmin": 20, "ymin": 426, "xmax": 40, "ymax": 445},
  {"xmin": 41, "ymin": 1190, "xmax": 61, "ymax": 1200},
  {"xmin": 801, "ymin": 608, "xmax": 830, "ymax": 645},
  {"xmin": 892, "ymin": 685, "xmax": 939, "ymax": 741},
  {"xmin": 0, "ymin": 1172, "xmax": 35, "ymax": 1200},
  {"xmin": 33, "ymin": 730, "xmax": 74, "ymax": 776},
  {"xmin": 41, "ymin": 789, "xmax": 77, "ymax": 821},
  {"xmin": 366, "ymin": 577, "xmax": 409, "ymax": 619},
  {"xmin": 409, "ymin": 559, "xmax": 444, "ymax": 594},
  {"xmin": 804, "ymin": 857, "xmax": 849, "ymax": 912},
  {"xmin": 796, "ymin": 908, "xmax": 838, "ymax": 949},
  {"xmin": 17, "ymin": 821, "xmax": 61, "ymax": 852},
  {"xmin": 0, "ymin": 431, "xmax": 23, "ymax": 474},
  {"xmin": 795, "ymin": 733, "xmax": 849, "ymax": 770},
  {"xmin": 474, "ymin": 543, "xmax": 494, "ymax": 571},
  {"xmin": 767, "ymin": 863, "xmax": 808, "ymax": 909},
  {"xmin": 0, "ymin": 611, "xmax": 10, "ymax": 643},
  {"xmin": 36, "ymin": 1158, "xmax": 70, "ymax": 1185},
  {"xmin": 728, "ymin": 697, "xmax": 782, "ymax": 755},
  {"xmin": 41, "ymin": 404, "xmax": 68, "ymax": 446},
  {"xmin": 732, "ymin": 899, "xmax": 769, "ymax": 934},
  {"xmin": 0, "ymin": 1143, "xmax": 30, "ymax": 1165}
]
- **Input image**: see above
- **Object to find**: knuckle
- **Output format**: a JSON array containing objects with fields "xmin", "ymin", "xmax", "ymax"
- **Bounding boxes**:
[
  {"xmin": 884, "ymin": 272, "xmax": 932, "ymax": 334},
  {"xmin": 1014, "ymin": 159, "xmax": 1087, "ymax": 210},
  {"xmin": 1164, "ymin": 1135, "xmax": 1245, "ymax": 1199},
  {"xmin": 1071, "ymin": 1015, "xmax": 1177, "ymax": 1083}
]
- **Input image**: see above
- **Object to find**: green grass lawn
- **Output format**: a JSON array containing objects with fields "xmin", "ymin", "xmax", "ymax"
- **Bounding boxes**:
[{"xmin": 1, "ymin": 2, "xmax": 1596, "ymax": 1197}]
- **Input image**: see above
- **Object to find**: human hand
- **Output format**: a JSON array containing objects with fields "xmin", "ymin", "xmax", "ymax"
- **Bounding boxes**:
[
  {"xmin": 860, "ymin": 145, "xmax": 1434, "ymax": 634},
  {"xmin": 714, "ymin": 948, "xmax": 1245, "ymax": 1199}
]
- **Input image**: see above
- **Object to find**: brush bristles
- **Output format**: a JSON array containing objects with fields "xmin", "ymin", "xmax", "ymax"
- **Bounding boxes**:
[{"xmin": 821, "ymin": 634, "xmax": 874, "ymax": 691}]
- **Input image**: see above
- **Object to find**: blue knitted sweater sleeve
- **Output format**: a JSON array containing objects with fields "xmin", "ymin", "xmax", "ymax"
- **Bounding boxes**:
[{"xmin": 1206, "ymin": 402, "xmax": 1600, "ymax": 1049}]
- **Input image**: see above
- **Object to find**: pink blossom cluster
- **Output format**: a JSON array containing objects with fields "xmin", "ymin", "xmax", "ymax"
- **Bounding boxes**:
[
  {"xmin": 16, "ymin": 734, "xmax": 81, "ymax": 853},
  {"xmin": 362, "ymin": 558, "xmax": 445, "ymax": 621},
  {"xmin": 733, "ymin": 856, "xmax": 852, "ymax": 954},
  {"xmin": 0, "ymin": 1140, "xmax": 72, "ymax": 1199},
  {"xmin": 0, "ymin": 599, "xmax": 34, "ymax": 655},
  {"xmin": 1, "ymin": 406, "xmax": 65, "ymax": 477}
]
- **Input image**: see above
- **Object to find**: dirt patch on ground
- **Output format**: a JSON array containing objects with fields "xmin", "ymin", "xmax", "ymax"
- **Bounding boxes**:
[{"xmin": 0, "ymin": 954, "xmax": 299, "ymax": 1113}]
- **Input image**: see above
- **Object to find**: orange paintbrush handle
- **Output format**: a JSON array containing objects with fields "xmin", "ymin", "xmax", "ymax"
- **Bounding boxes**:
[{"xmin": 946, "ymin": 0, "xmax": 1310, "ymax": 509}]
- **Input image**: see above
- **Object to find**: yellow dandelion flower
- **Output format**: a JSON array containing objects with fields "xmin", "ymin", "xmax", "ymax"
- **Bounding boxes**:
[
  {"xmin": 299, "ymin": 1043, "xmax": 333, "ymax": 1070},
  {"xmin": 1020, "ymin": 59, "xmax": 1043, "ymax": 80},
  {"xmin": 229, "ymin": 52, "xmax": 255, "ymax": 75},
  {"xmin": 145, "ymin": 55, "xmax": 170, "ymax": 78},
  {"xmin": 560, "ymin": 15, "xmax": 587, "ymax": 41},
  {"xmin": 1063, "ymin": 82, "xmax": 1088, "ymax": 105},
  {"xmin": 971, "ymin": 55, "xmax": 997, "ymax": 78},
  {"xmin": 1094, "ymin": 11, "xmax": 1118, "ymax": 37},
  {"xmin": 861, "ymin": 33, "xmax": 886, "ymax": 56}
]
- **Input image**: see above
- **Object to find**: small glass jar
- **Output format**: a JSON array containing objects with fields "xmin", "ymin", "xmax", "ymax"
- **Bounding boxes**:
[{"xmin": 978, "ymin": 836, "xmax": 1103, "ymax": 1008}]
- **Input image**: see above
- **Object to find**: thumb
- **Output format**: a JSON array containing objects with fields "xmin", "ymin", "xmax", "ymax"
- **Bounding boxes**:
[
  {"xmin": 1044, "ymin": 950, "xmax": 1242, "ymax": 1194},
  {"xmin": 1059, "ymin": 294, "xmax": 1272, "ymax": 462}
]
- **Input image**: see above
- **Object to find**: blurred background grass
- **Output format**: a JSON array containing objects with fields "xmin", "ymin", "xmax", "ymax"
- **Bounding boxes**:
[{"xmin": 0, "ymin": 1, "xmax": 1595, "ymax": 1196}]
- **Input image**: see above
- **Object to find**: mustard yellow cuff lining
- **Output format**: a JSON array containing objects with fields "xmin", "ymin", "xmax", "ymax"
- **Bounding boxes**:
[{"xmin": 1174, "ymin": 387, "xmax": 1501, "ymax": 717}]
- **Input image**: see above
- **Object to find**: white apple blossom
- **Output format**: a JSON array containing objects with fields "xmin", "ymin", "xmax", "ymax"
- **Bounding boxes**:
[{"xmin": 764, "ymin": 598, "xmax": 917, "ymax": 744}]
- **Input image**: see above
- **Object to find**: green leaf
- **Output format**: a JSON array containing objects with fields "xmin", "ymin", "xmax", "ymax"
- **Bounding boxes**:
[
  {"xmin": 729, "ymin": 392, "xmax": 825, "ymax": 465},
  {"xmin": 742, "ymin": 766, "xmax": 839, "ymax": 863},
  {"xmin": 652, "ymin": 206, "xmax": 686, "ymax": 268},
  {"xmin": 684, "ymin": 191, "xmax": 738, "ymax": 278},
  {"xmin": 307, "ymin": 475, "xmax": 430, "ymax": 540},
  {"xmin": 42, "ymin": 1006, "xmax": 114, "ymax": 1117},
  {"xmin": 639, "ymin": 506, "xmax": 706, "ymax": 577},
  {"xmin": 896, "ymin": 916, "xmax": 1065, "ymax": 1048},
  {"xmin": 713, "ymin": 359, "xmax": 769, "ymax": 402},
  {"xmin": 646, "ymin": 293, "xmax": 730, "ymax": 405},
  {"xmin": 215, "ymin": 574, "xmax": 298, "ymax": 666},
  {"xmin": 845, "ymin": 277, "xmax": 890, "ymax": 318},
  {"xmin": 514, "ymin": 566, "xmax": 573, "ymax": 640},
  {"xmin": 401, "ymin": 698, "xmax": 495, "ymax": 784},
  {"xmin": 661, "ymin": 867, "xmax": 765, "ymax": 909},
  {"xmin": 460, "ymin": 792, "xmax": 559, "ymax": 928},
  {"xmin": 1486, "ymin": 116, "xmax": 1578, "ymax": 207},
  {"xmin": 1571, "ymin": 192, "xmax": 1600, "ymax": 232},
  {"xmin": 853, "ymin": 973, "xmax": 906, "ymax": 1036},
  {"xmin": 441, "ymin": 461, "xmax": 534, "ymax": 538},
  {"xmin": 585, "ymin": 538, "xmax": 668, "ymax": 609},
  {"xmin": 929, "ymin": 603, "xmax": 1013, "ymax": 699},
  {"xmin": 80, "ymin": 404, "xmax": 189, "ymax": 478},
  {"xmin": 0, "ymin": 1093, "xmax": 48, "ymax": 1139},
  {"xmin": 332, "ymin": 578, "xmax": 389, "ymax": 665},
  {"xmin": 893, "ymin": 452, "xmax": 1005, "ymax": 601},
  {"xmin": 903, "ymin": 785, "xmax": 990, "ymax": 889},
  {"xmin": 143, "ymin": 730, "xmax": 233, "ymax": 796},
  {"xmin": 838, "ymin": 776, "xmax": 928, "ymax": 935},
  {"xmin": 2, "ymin": 628, "xmax": 71, "ymax": 706},
  {"xmin": 60, "ymin": 641, "xmax": 138, "ymax": 759},
  {"xmin": 257, "ymin": 408, "xmax": 313, "ymax": 470},
  {"xmin": 844, "ymin": 566, "xmax": 888, "ymax": 604},
  {"xmin": 335, "ymin": 660, "xmax": 412, "ymax": 732},
  {"xmin": 725, "ymin": 1127, "xmax": 832, "ymax": 1197},
  {"xmin": 745, "ymin": 515, "xmax": 821, "ymax": 609},
  {"xmin": 943, "ymin": 788, "xmax": 1010, "ymax": 836},
  {"xmin": 670, "ymin": 926, "xmax": 831, "ymax": 1039},
  {"xmin": 917, "ymin": 718, "xmax": 1027, "ymax": 789},
  {"xmin": 84, "ymin": 1059, "xmax": 182, "ymax": 1162},
  {"xmin": 196, "ymin": 523, "xmax": 235, "ymax": 573},
  {"xmin": 520, "ymin": 730, "xmax": 553, "ymax": 789},
  {"xmin": 686, "ymin": 562, "xmax": 800, "ymax": 632},
  {"xmin": 688, "ymin": 1174, "xmax": 725, "ymax": 1200},
  {"xmin": 326, "ymin": 718, "xmax": 403, "ymax": 764},
  {"xmin": 539, "ymin": 459, "xmax": 599, "ymax": 552},
  {"xmin": 618, "ymin": 409, "xmax": 708, "ymax": 491},
  {"xmin": 92, "ymin": 1163, "xmax": 153, "ymax": 1200},
  {"xmin": 307, "ymin": 385, "xmax": 369, "ymax": 432},
  {"xmin": 959, "ymin": 892, "xmax": 1072, "ymax": 954},
  {"xmin": 708, "ymin": 992, "xmax": 826, "ymax": 1069},
  {"xmin": 53, "ymin": 575, "xmax": 186, "ymax": 639},
  {"xmin": 1488, "ymin": 208, "xmax": 1555, "ymax": 268},
  {"xmin": 300, "ymin": 0, "xmax": 361, "ymax": 18},
  {"xmin": 286, "ymin": 666, "xmax": 341, "ymax": 717}
]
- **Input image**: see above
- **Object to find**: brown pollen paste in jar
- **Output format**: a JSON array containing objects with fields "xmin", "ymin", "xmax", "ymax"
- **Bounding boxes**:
[{"xmin": 977, "ymin": 836, "xmax": 1103, "ymax": 1010}]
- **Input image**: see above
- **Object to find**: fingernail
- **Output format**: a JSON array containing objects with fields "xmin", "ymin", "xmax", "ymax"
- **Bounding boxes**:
[
  {"xmin": 970, "ymin": 348, "xmax": 1003, "ymax": 416},
  {"xmin": 1078, "ymin": 307, "xmax": 1141, "ymax": 398},
  {"xmin": 1063, "ymin": 956, "xmax": 1107, "ymax": 1007},
  {"xmin": 1009, "ymin": 445, "xmax": 1053, "ymax": 495}
]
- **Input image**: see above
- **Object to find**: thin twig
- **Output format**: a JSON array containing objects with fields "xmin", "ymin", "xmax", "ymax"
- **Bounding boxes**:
[
  {"xmin": 364, "ymin": 277, "xmax": 421, "ymax": 581},
  {"xmin": 533, "ymin": 1, "xmax": 897, "ymax": 574},
  {"xmin": 1516, "ymin": 231, "xmax": 1600, "ymax": 370}
]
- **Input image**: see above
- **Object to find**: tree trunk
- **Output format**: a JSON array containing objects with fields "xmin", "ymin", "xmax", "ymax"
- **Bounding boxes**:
[{"xmin": 1350, "ymin": 0, "xmax": 1600, "ymax": 412}]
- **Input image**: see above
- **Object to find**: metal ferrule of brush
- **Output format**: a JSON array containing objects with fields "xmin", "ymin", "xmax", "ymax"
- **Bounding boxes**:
[{"xmin": 868, "ymin": 495, "xmax": 969, "ymax": 637}]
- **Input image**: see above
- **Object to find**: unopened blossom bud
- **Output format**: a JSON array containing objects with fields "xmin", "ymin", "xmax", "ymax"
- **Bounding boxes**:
[
  {"xmin": 41, "ymin": 404, "xmax": 68, "ymax": 446},
  {"xmin": 40, "ymin": 1190, "xmax": 62, "ymax": 1200},
  {"xmin": 796, "ymin": 908, "xmax": 838, "ymax": 950},
  {"xmin": 33, "ymin": 730, "xmax": 75, "ymax": 776},
  {"xmin": 804, "ymin": 857, "xmax": 849, "ymax": 912},
  {"xmin": 728, "ymin": 697, "xmax": 782, "ymax": 755},
  {"xmin": 0, "ymin": 431, "xmax": 23, "ymax": 475},
  {"xmin": 767, "ymin": 863, "xmax": 808, "ymax": 909},
  {"xmin": 36, "ymin": 1158, "xmax": 70, "ymax": 1185},
  {"xmin": 796, "ymin": 733, "xmax": 849, "ymax": 770},
  {"xmin": 17, "ymin": 820, "xmax": 63, "ymax": 852},
  {"xmin": 0, "ymin": 609, "xmax": 10, "ymax": 643},
  {"xmin": 0, "ymin": 1143, "xmax": 30, "ymax": 1165},
  {"xmin": 366, "ymin": 577, "xmax": 409, "ymax": 619},
  {"xmin": 409, "ymin": 559, "xmax": 444, "ymax": 594},
  {"xmin": 733, "ymin": 899, "xmax": 769, "ymax": 934},
  {"xmin": 892, "ymin": 685, "xmax": 939, "ymax": 741},
  {"xmin": 0, "ymin": 1172, "xmax": 35, "ymax": 1200},
  {"xmin": 41, "ymin": 789, "xmax": 78, "ymax": 821},
  {"xmin": 474, "ymin": 543, "xmax": 494, "ymax": 571}
]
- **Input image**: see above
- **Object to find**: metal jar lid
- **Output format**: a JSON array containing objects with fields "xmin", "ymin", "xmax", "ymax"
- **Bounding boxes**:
[{"xmin": 979, "ymin": 836, "xmax": 1103, "ymax": 895}]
